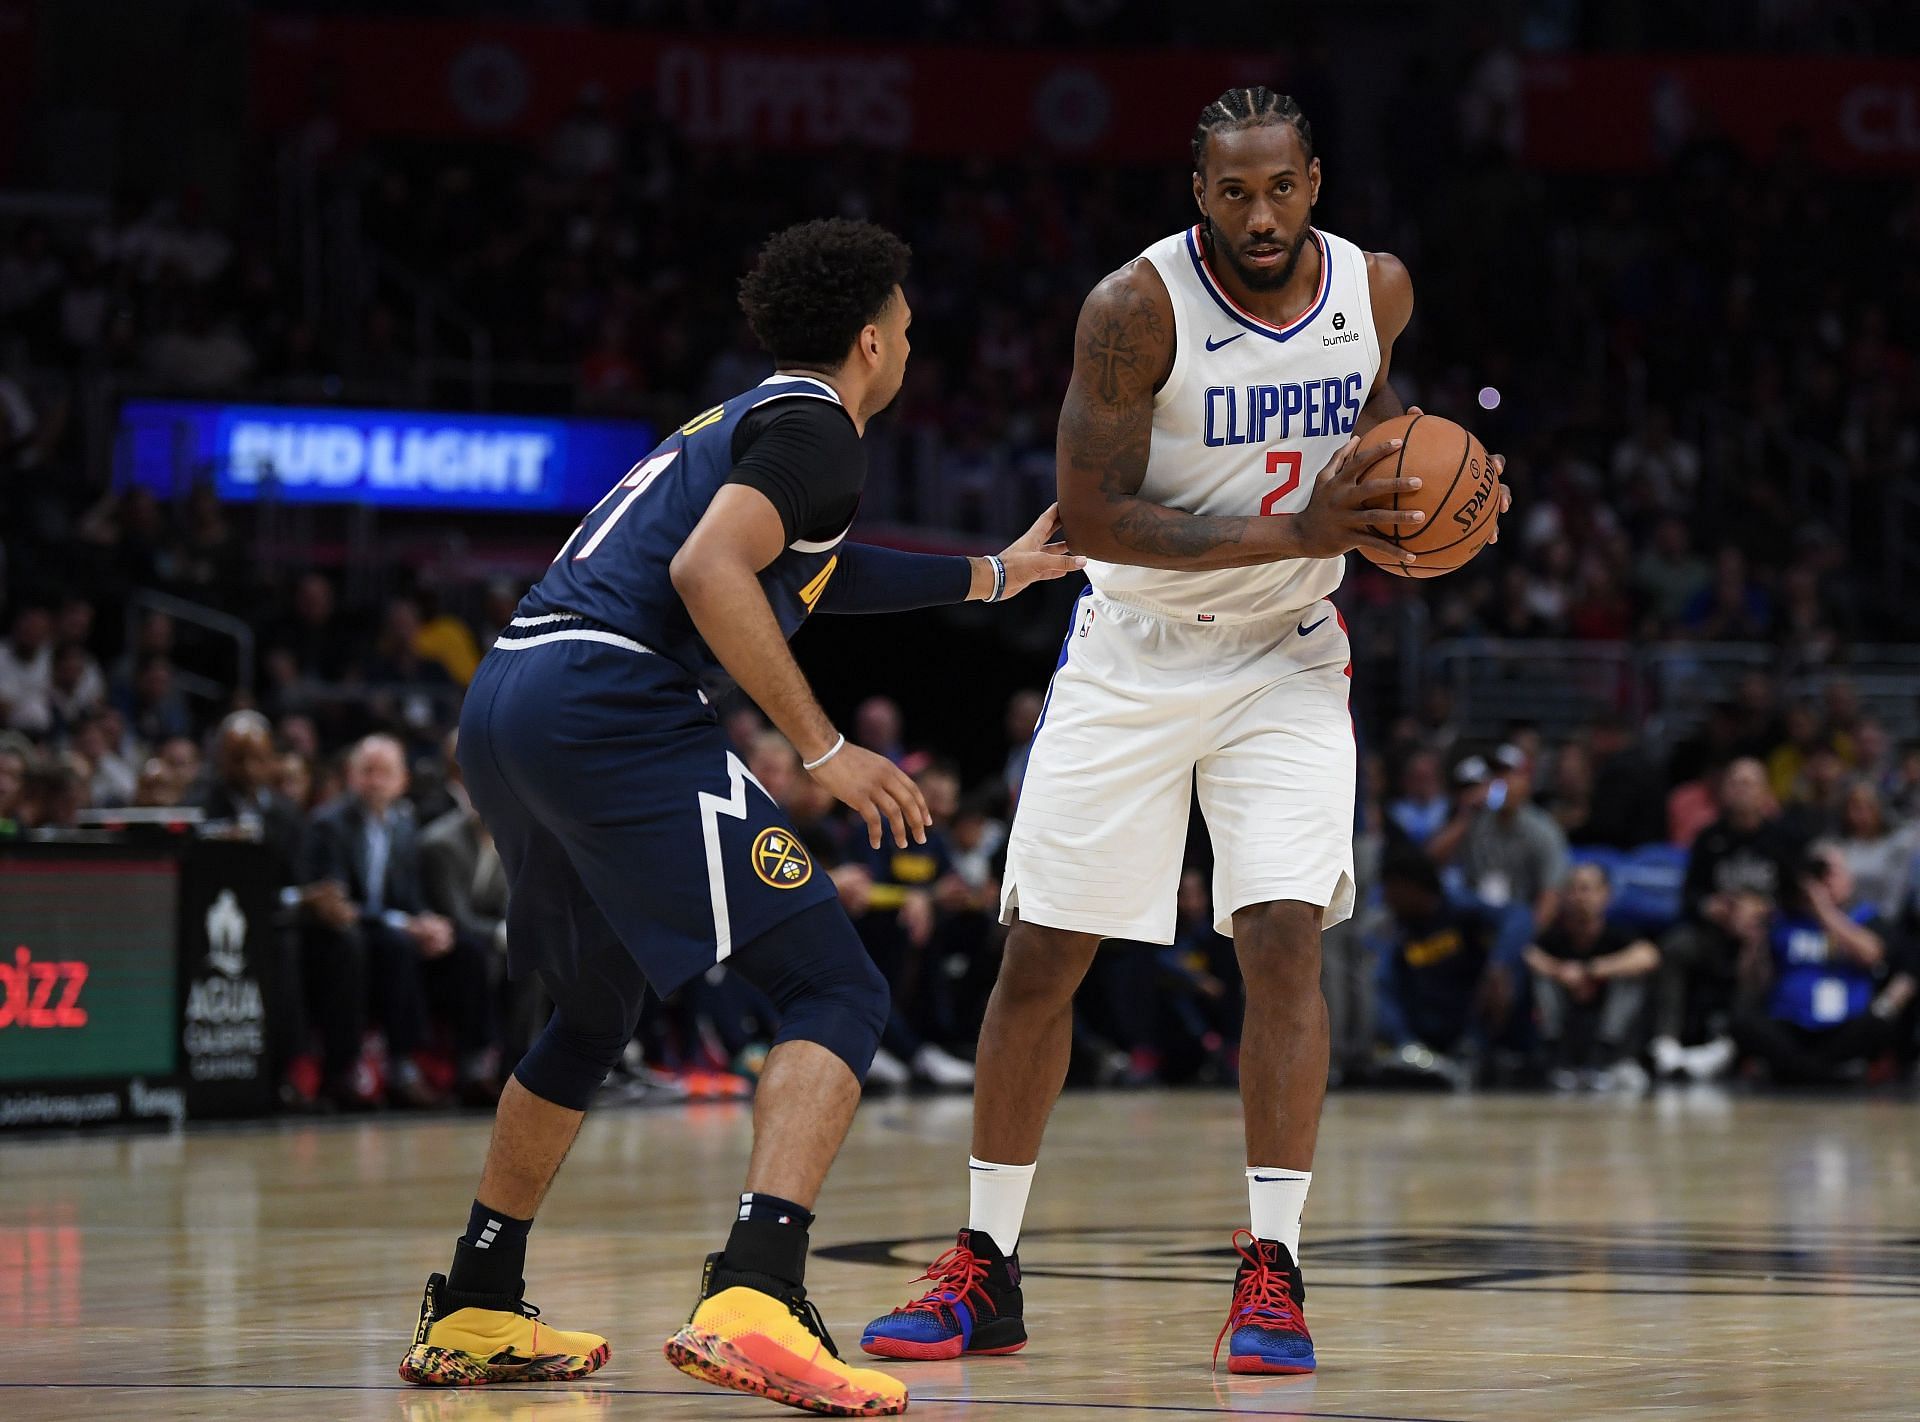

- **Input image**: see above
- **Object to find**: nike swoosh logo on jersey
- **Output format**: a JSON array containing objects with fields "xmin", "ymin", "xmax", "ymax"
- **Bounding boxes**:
[
  {"xmin": 1297, "ymin": 617, "xmax": 1328, "ymax": 637},
  {"xmin": 1204, "ymin": 332, "xmax": 1245, "ymax": 351}
]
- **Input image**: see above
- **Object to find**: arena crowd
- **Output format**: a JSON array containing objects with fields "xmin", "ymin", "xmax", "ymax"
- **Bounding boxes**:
[{"xmin": 2, "ymin": 2, "xmax": 1917, "ymax": 1106}]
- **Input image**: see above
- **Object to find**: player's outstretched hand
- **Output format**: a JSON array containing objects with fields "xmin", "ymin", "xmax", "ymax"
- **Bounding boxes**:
[
  {"xmin": 811, "ymin": 743, "xmax": 930, "ymax": 850},
  {"xmin": 1406, "ymin": 405, "xmax": 1511, "ymax": 543},
  {"xmin": 1291, "ymin": 434, "xmax": 1423, "ymax": 565},
  {"xmin": 995, "ymin": 503, "xmax": 1087, "ymax": 599}
]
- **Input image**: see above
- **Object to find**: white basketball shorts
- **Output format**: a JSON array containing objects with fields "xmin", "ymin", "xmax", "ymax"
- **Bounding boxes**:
[{"xmin": 1000, "ymin": 588, "xmax": 1357, "ymax": 943}]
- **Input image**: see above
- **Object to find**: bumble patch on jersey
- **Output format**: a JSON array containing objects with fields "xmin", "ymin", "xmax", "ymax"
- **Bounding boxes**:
[{"xmin": 751, "ymin": 828, "xmax": 814, "ymax": 888}]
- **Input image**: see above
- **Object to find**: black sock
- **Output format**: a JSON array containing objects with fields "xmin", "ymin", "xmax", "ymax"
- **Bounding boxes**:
[
  {"xmin": 446, "ymin": 1199, "xmax": 531, "ymax": 1299},
  {"xmin": 720, "ymin": 1192, "xmax": 814, "ymax": 1288}
]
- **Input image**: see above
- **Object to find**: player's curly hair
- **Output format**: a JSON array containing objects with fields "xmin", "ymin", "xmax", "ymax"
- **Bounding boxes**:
[
  {"xmin": 1192, "ymin": 87, "xmax": 1314, "ymax": 171},
  {"xmin": 738, "ymin": 218, "xmax": 912, "ymax": 370}
]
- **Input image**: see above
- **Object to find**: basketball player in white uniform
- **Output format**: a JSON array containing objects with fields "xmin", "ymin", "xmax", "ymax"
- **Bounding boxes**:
[{"xmin": 861, "ymin": 88, "xmax": 1508, "ymax": 1374}]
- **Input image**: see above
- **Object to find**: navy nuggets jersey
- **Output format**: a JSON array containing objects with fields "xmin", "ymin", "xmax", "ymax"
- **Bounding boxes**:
[{"xmin": 517, "ymin": 373, "xmax": 863, "ymax": 683}]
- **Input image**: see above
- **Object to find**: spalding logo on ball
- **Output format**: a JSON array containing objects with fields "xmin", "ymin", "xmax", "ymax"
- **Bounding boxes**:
[{"xmin": 1356, "ymin": 412, "xmax": 1502, "ymax": 580}]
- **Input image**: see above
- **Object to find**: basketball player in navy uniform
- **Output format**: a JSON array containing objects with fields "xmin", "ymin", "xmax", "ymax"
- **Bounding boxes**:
[
  {"xmin": 397, "ymin": 219, "xmax": 1079, "ymax": 1417},
  {"xmin": 864, "ymin": 91, "xmax": 1507, "ymax": 1374}
]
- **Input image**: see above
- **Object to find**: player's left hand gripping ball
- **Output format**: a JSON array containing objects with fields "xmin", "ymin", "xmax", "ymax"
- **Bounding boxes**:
[{"xmin": 1406, "ymin": 405, "xmax": 1510, "ymax": 542}]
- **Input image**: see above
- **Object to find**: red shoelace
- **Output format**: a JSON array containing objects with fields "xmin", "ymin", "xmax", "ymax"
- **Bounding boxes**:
[
  {"xmin": 1211, "ymin": 1228, "xmax": 1304, "ymax": 1371},
  {"xmin": 896, "ymin": 1242, "xmax": 993, "ymax": 1315}
]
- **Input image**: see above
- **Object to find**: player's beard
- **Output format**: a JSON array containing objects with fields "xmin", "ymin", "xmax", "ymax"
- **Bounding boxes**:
[{"xmin": 1207, "ymin": 216, "xmax": 1309, "ymax": 292}]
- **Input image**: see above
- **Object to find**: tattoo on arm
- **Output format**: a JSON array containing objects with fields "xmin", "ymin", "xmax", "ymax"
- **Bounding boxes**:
[
  {"xmin": 1084, "ymin": 305, "xmax": 1149, "ymax": 405},
  {"xmin": 1062, "ymin": 276, "xmax": 1250, "ymax": 561},
  {"xmin": 1109, "ymin": 502, "xmax": 1249, "ymax": 557}
]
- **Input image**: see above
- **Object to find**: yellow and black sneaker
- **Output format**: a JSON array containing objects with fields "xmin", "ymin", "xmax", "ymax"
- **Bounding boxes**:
[
  {"xmin": 399, "ymin": 1272, "xmax": 610, "ymax": 1387},
  {"xmin": 664, "ymin": 1252, "xmax": 908, "ymax": 1416}
]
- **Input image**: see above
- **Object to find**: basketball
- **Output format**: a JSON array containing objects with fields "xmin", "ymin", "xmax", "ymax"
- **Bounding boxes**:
[{"xmin": 1355, "ymin": 412, "xmax": 1501, "ymax": 578}]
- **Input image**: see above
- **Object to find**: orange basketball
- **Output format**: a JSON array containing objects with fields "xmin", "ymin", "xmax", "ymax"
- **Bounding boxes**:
[{"xmin": 1355, "ymin": 412, "xmax": 1500, "ymax": 578}]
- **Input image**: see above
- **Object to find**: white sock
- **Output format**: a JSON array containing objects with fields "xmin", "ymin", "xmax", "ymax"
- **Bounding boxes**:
[
  {"xmin": 1246, "ymin": 1167, "xmax": 1312, "ymax": 1260},
  {"xmin": 967, "ymin": 1156, "xmax": 1037, "ymax": 1254}
]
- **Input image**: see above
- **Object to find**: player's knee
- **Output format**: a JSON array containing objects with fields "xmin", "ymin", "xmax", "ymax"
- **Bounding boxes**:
[
  {"xmin": 731, "ymin": 902, "xmax": 888, "ymax": 1081},
  {"xmin": 512, "ymin": 1011, "xmax": 628, "ymax": 1111},
  {"xmin": 1235, "ymin": 900, "xmax": 1323, "ymax": 986},
  {"xmin": 789, "ymin": 946, "xmax": 889, "ymax": 1078},
  {"xmin": 997, "ymin": 922, "xmax": 1098, "ymax": 1005}
]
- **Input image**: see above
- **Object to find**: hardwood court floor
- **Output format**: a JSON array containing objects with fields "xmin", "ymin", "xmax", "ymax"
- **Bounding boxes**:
[{"xmin": 4, "ymin": 1088, "xmax": 1918, "ymax": 1421}]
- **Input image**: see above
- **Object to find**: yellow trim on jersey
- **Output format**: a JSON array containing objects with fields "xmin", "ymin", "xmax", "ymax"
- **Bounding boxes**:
[
  {"xmin": 798, "ymin": 555, "xmax": 839, "ymax": 612},
  {"xmin": 679, "ymin": 404, "xmax": 726, "ymax": 436}
]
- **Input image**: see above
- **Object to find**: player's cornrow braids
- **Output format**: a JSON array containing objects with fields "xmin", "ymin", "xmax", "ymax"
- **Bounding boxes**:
[{"xmin": 1191, "ymin": 86, "xmax": 1313, "ymax": 170}]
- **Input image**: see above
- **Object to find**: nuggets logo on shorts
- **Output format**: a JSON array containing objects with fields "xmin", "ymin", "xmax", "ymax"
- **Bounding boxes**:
[{"xmin": 751, "ymin": 828, "xmax": 813, "ymax": 888}]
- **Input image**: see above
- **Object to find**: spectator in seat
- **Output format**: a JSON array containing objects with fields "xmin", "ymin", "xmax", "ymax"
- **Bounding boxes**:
[
  {"xmin": 854, "ymin": 694, "xmax": 905, "ymax": 765},
  {"xmin": 275, "ymin": 750, "xmax": 315, "ymax": 812},
  {"xmin": 1370, "ymin": 848, "xmax": 1525, "ymax": 1089},
  {"xmin": 1633, "ymin": 515, "xmax": 1708, "ymax": 630},
  {"xmin": 1652, "ymin": 757, "xmax": 1798, "ymax": 1081},
  {"xmin": 199, "ymin": 709, "xmax": 312, "ymax": 1109},
  {"xmin": 1835, "ymin": 780, "xmax": 1916, "ymax": 922},
  {"xmin": 854, "ymin": 759, "xmax": 976, "ymax": 1090},
  {"xmin": 368, "ymin": 598, "xmax": 456, "ymax": 690},
  {"xmin": 0, "ymin": 732, "xmax": 32, "ymax": 835},
  {"xmin": 1681, "ymin": 546, "xmax": 1771, "ymax": 641},
  {"xmin": 46, "ymin": 641, "xmax": 105, "ymax": 736},
  {"xmin": 1732, "ymin": 847, "xmax": 1916, "ymax": 1085},
  {"xmin": 158, "ymin": 734, "xmax": 203, "ymax": 798},
  {"xmin": 0, "ymin": 604, "xmax": 54, "ymax": 734},
  {"xmin": 1003, "ymin": 688, "xmax": 1044, "ymax": 799},
  {"xmin": 1434, "ymin": 746, "xmax": 1570, "ymax": 936},
  {"xmin": 270, "ymin": 572, "xmax": 354, "ymax": 682},
  {"xmin": 68, "ymin": 707, "xmax": 137, "ymax": 808},
  {"xmin": 22, "ymin": 753, "xmax": 90, "ymax": 831},
  {"xmin": 299, "ymin": 734, "xmax": 492, "ymax": 1109},
  {"xmin": 117, "ymin": 653, "xmax": 194, "ymax": 744},
  {"xmin": 199, "ymin": 709, "xmax": 304, "ymax": 875},
  {"xmin": 421, "ymin": 730, "xmax": 538, "ymax": 1060},
  {"xmin": 413, "ymin": 590, "xmax": 481, "ymax": 687},
  {"xmin": 1780, "ymin": 744, "xmax": 1848, "ymax": 844},
  {"xmin": 1524, "ymin": 863, "xmax": 1660, "ymax": 1090},
  {"xmin": 1387, "ymin": 747, "xmax": 1451, "ymax": 847},
  {"xmin": 1766, "ymin": 701, "xmax": 1826, "ymax": 803}
]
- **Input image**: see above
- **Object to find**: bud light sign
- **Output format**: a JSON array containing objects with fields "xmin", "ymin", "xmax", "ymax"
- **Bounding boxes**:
[{"xmin": 118, "ymin": 400, "xmax": 655, "ymax": 513}]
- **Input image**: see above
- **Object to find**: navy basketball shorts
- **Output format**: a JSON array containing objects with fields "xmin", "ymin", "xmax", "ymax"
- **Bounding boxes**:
[{"xmin": 458, "ymin": 633, "xmax": 838, "ymax": 1011}]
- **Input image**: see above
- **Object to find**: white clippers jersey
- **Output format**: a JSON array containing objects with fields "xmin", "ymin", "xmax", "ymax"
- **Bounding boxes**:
[{"xmin": 1084, "ymin": 224, "xmax": 1381, "ymax": 622}]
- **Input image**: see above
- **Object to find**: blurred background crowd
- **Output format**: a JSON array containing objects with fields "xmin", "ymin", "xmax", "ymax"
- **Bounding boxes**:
[{"xmin": 2, "ymin": 0, "xmax": 1917, "ymax": 1109}]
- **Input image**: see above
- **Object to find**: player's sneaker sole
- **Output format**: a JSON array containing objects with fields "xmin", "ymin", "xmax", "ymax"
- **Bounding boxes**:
[
  {"xmin": 1225, "ymin": 1350, "xmax": 1315, "ymax": 1375},
  {"xmin": 859, "ymin": 1321, "xmax": 1026, "ymax": 1361},
  {"xmin": 398, "ymin": 1340, "xmax": 611, "ymax": 1386},
  {"xmin": 665, "ymin": 1325, "xmax": 908, "ymax": 1416}
]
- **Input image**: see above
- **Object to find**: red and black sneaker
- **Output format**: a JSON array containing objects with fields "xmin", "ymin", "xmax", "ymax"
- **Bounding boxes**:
[
  {"xmin": 859, "ymin": 1229, "xmax": 1026, "ymax": 1361},
  {"xmin": 1213, "ymin": 1229, "xmax": 1315, "ymax": 1375}
]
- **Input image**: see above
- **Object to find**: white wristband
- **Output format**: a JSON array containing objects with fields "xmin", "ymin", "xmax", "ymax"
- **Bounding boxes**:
[
  {"xmin": 803, "ymin": 734, "xmax": 846, "ymax": 772},
  {"xmin": 986, "ymin": 554, "xmax": 1007, "ymax": 603}
]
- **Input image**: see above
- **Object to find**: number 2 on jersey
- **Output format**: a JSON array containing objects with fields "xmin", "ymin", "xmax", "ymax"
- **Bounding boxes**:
[
  {"xmin": 1259, "ymin": 450, "xmax": 1303, "ymax": 516},
  {"xmin": 557, "ymin": 448, "xmax": 681, "ymax": 562}
]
